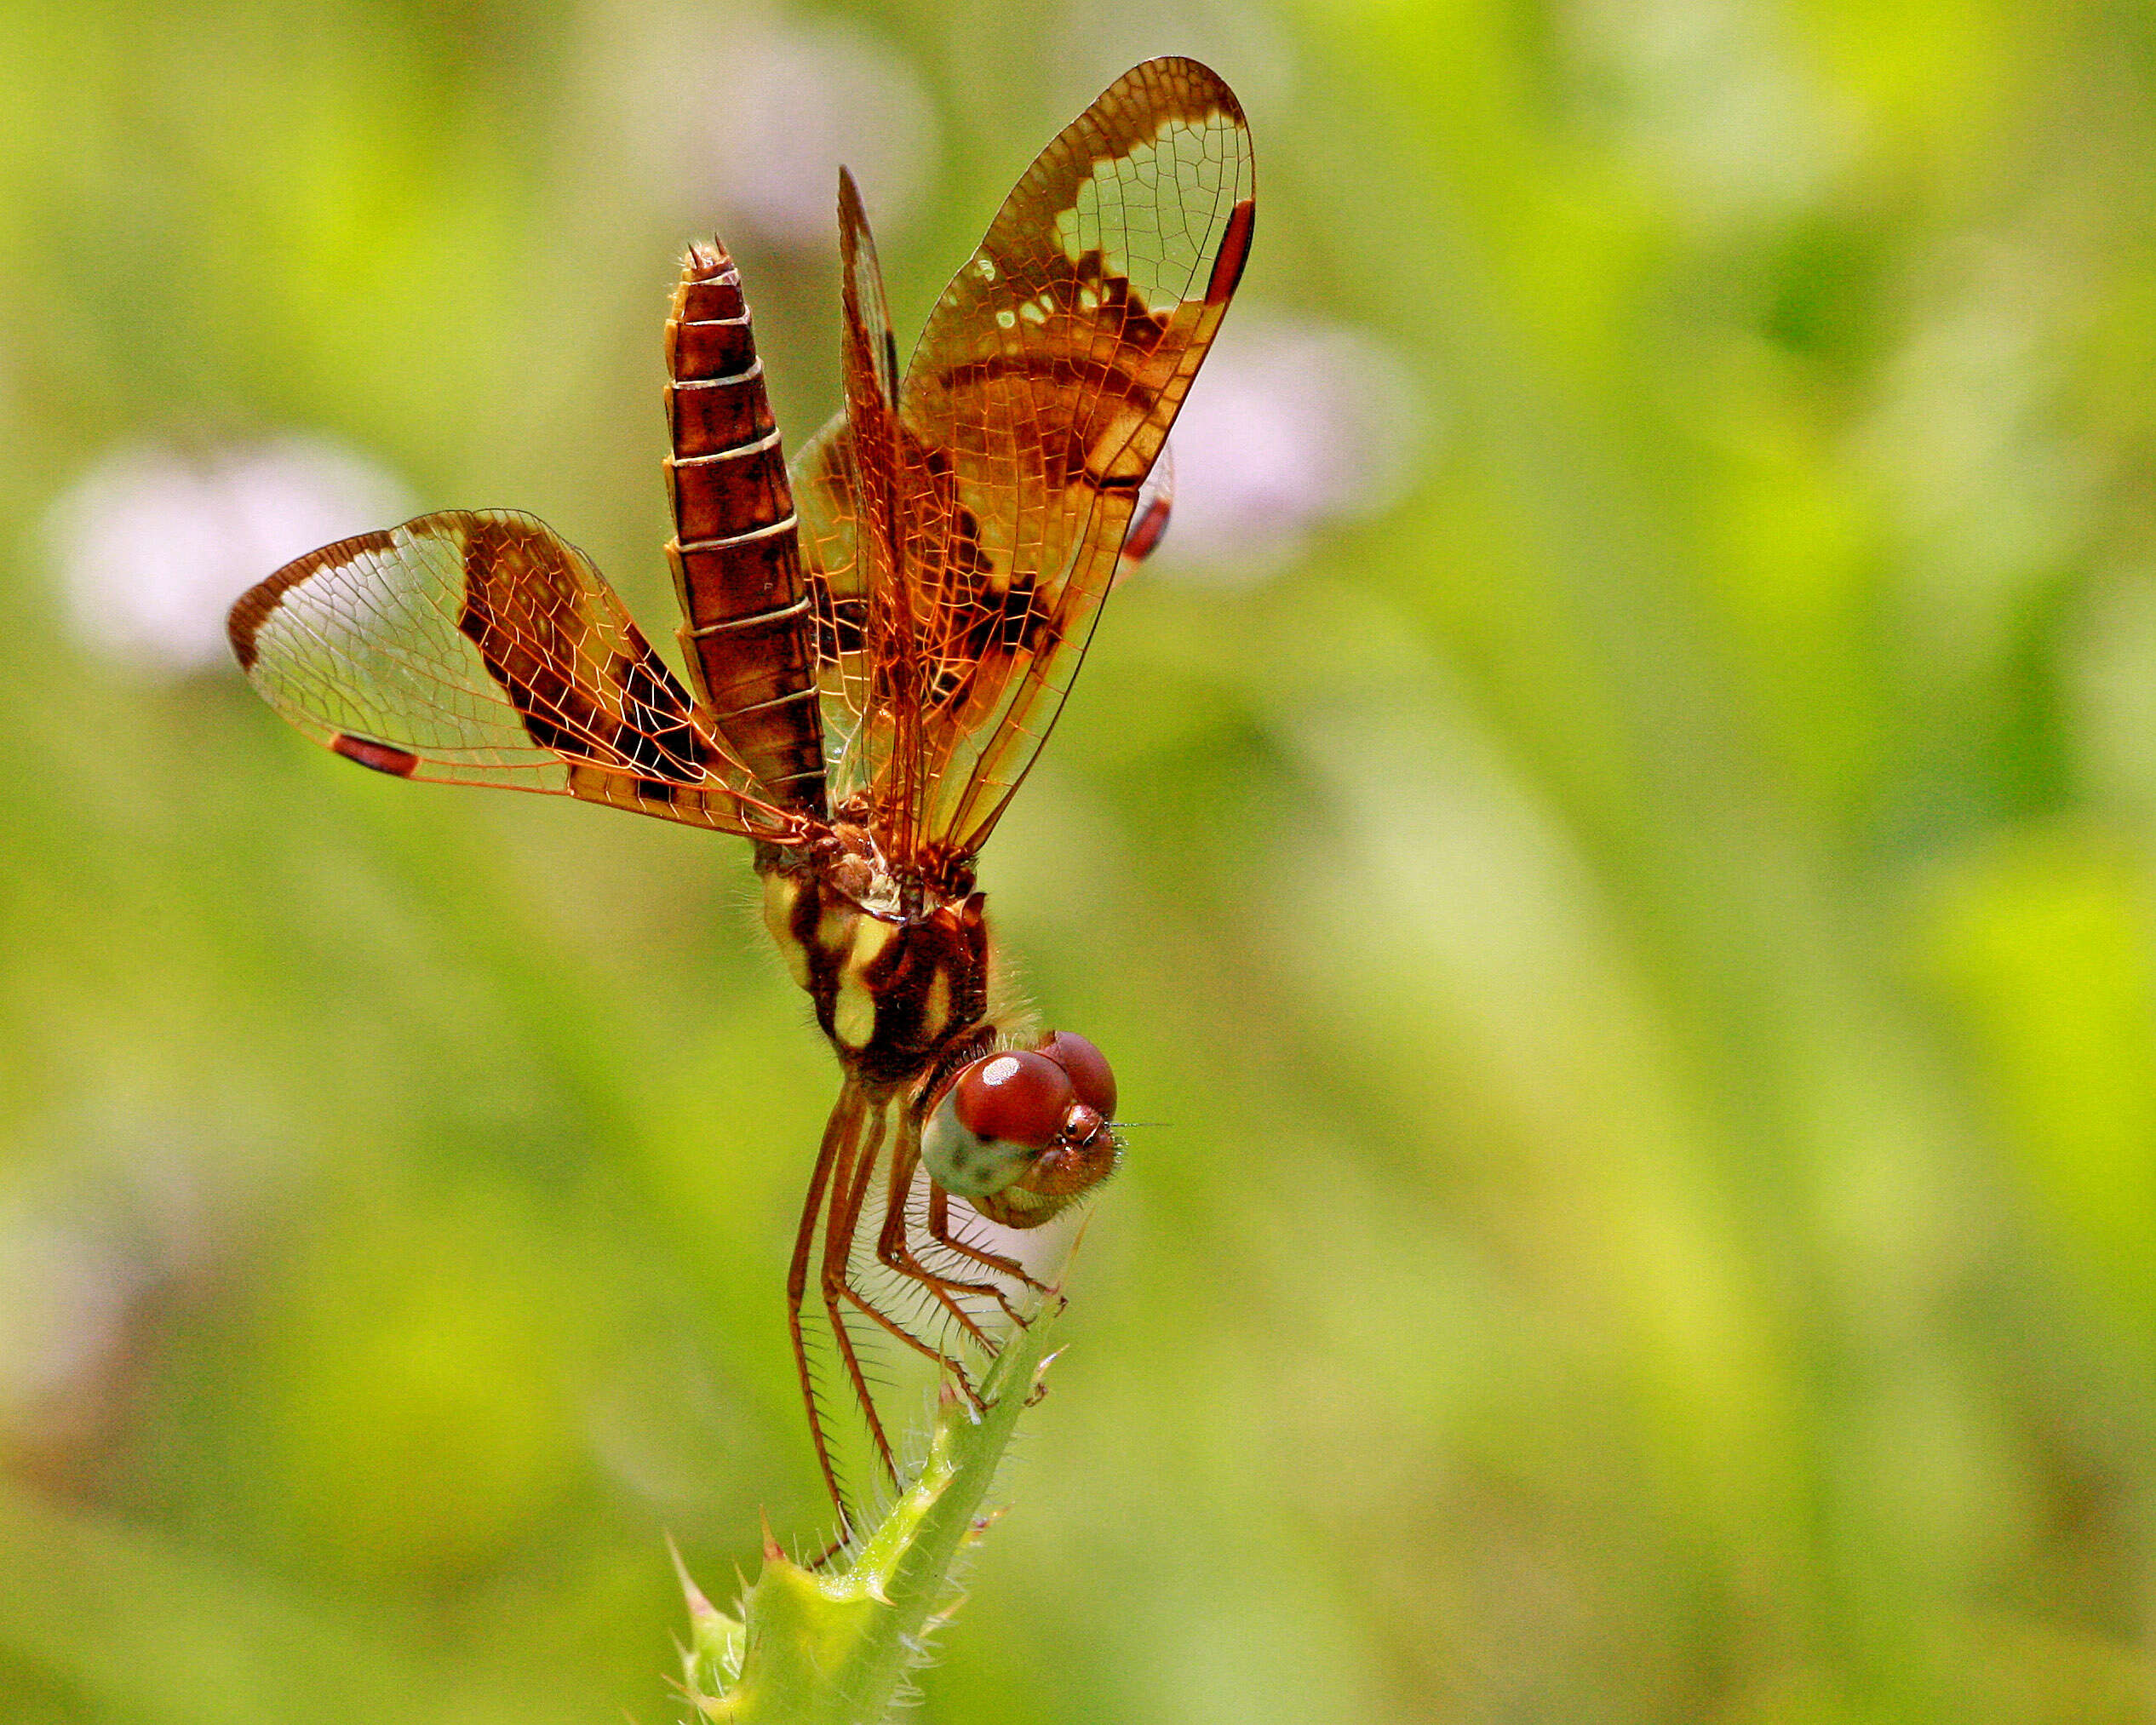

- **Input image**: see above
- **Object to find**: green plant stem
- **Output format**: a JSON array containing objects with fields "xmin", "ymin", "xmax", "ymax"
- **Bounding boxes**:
[{"xmin": 679, "ymin": 1298, "xmax": 1066, "ymax": 1724}]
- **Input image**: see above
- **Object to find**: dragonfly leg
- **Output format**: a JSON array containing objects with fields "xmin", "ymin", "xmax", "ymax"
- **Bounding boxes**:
[
  {"xmin": 925, "ymin": 1184, "xmax": 1056, "ymax": 1302},
  {"xmin": 820, "ymin": 1103, "xmax": 902, "ymax": 1489},
  {"xmin": 874, "ymin": 1126, "xmax": 1019, "ymax": 1344},
  {"xmin": 789, "ymin": 1087, "xmax": 864, "ymax": 1536},
  {"xmin": 834, "ymin": 1278, "xmax": 984, "ymax": 1412},
  {"xmin": 823, "ymin": 1127, "xmax": 993, "ymax": 1412},
  {"xmin": 866, "ymin": 1138, "xmax": 1008, "ymax": 1379}
]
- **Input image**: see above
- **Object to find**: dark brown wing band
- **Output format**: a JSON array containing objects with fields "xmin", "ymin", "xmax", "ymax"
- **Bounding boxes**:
[{"xmin": 665, "ymin": 241, "xmax": 829, "ymax": 818}]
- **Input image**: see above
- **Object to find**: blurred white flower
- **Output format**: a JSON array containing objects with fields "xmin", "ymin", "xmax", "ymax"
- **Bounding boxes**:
[
  {"xmin": 1151, "ymin": 313, "xmax": 1426, "ymax": 585},
  {"xmin": 0, "ymin": 1140, "xmax": 220, "ymax": 1476},
  {"xmin": 0, "ymin": 1216, "xmax": 135, "ymax": 1450},
  {"xmin": 623, "ymin": 13, "xmax": 938, "ymax": 247},
  {"xmin": 45, "ymin": 435, "xmax": 411, "ymax": 674}
]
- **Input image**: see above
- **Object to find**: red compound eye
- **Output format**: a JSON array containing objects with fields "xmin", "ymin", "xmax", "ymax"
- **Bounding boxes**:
[
  {"xmin": 951, "ymin": 1051, "xmax": 1075, "ymax": 1149},
  {"xmin": 1037, "ymin": 1030, "xmax": 1116, "ymax": 1121}
]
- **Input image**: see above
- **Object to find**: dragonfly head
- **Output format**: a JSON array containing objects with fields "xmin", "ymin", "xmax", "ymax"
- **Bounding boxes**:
[{"xmin": 920, "ymin": 1030, "xmax": 1121, "ymax": 1228}]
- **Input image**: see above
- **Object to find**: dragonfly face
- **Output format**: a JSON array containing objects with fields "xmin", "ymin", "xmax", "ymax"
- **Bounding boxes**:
[
  {"xmin": 920, "ymin": 1034, "xmax": 1121, "ymax": 1224},
  {"xmin": 227, "ymin": 56, "xmax": 1253, "ymax": 1539}
]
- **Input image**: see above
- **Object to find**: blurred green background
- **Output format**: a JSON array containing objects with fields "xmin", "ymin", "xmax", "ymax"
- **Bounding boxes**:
[{"xmin": 4, "ymin": 0, "xmax": 2156, "ymax": 1719}]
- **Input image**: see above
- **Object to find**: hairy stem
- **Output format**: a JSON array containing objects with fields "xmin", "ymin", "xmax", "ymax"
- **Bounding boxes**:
[{"xmin": 679, "ymin": 1298, "xmax": 1066, "ymax": 1724}]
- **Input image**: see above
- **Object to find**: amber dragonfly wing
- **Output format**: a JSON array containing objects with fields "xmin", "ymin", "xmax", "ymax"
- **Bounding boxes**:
[
  {"xmin": 227, "ymin": 508, "xmax": 811, "ymax": 841},
  {"xmin": 793, "ymin": 56, "xmax": 1254, "ymax": 875}
]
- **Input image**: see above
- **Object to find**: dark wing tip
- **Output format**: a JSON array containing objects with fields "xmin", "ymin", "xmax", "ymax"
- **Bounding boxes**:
[
  {"xmin": 835, "ymin": 166, "xmax": 869, "ymax": 272},
  {"xmin": 226, "ymin": 585, "xmax": 272, "ymax": 673},
  {"xmin": 1111, "ymin": 55, "xmax": 1248, "ymax": 128},
  {"xmin": 226, "ymin": 526, "xmax": 399, "ymax": 673}
]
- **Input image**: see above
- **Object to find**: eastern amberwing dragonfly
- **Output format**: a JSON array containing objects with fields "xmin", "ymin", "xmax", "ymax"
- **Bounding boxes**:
[{"xmin": 227, "ymin": 57, "xmax": 1253, "ymax": 1533}]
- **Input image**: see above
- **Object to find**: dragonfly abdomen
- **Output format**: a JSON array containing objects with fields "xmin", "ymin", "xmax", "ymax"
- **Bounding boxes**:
[{"xmin": 665, "ymin": 242, "xmax": 829, "ymax": 818}]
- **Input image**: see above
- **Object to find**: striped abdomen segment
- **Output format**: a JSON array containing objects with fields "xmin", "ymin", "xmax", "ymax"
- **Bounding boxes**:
[{"xmin": 665, "ymin": 241, "xmax": 828, "ymax": 817}]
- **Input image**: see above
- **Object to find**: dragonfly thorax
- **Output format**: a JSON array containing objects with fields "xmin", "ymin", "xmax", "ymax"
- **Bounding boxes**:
[{"xmin": 759, "ymin": 850, "xmax": 992, "ymax": 1088}]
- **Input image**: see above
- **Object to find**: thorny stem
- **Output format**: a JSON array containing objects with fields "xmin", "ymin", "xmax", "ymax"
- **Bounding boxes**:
[{"xmin": 676, "ymin": 1298, "xmax": 1066, "ymax": 1725}]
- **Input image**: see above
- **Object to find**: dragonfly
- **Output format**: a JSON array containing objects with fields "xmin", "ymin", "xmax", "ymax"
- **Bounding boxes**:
[{"xmin": 226, "ymin": 56, "xmax": 1253, "ymax": 1534}]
